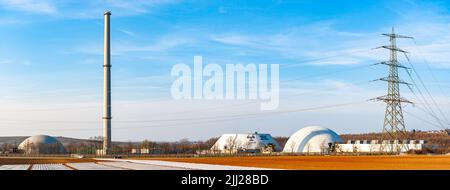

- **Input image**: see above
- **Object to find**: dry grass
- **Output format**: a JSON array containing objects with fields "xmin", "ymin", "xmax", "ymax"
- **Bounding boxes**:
[
  {"xmin": 0, "ymin": 157, "xmax": 97, "ymax": 165},
  {"xmin": 139, "ymin": 155, "xmax": 450, "ymax": 170}
]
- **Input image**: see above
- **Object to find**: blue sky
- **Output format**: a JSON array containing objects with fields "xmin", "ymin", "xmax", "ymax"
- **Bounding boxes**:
[{"xmin": 0, "ymin": 0, "xmax": 449, "ymax": 141}]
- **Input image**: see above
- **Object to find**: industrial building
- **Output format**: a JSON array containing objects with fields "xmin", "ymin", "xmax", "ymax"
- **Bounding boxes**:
[
  {"xmin": 282, "ymin": 126, "xmax": 343, "ymax": 153},
  {"xmin": 131, "ymin": 148, "xmax": 151, "ymax": 154},
  {"xmin": 335, "ymin": 140, "xmax": 425, "ymax": 153},
  {"xmin": 282, "ymin": 126, "xmax": 425, "ymax": 154},
  {"xmin": 18, "ymin": 135, "xmax": 66, "ymax": 154},
  {"xmin": 211, "ymin": 132, "xmax": 281, "ymax": 153}
]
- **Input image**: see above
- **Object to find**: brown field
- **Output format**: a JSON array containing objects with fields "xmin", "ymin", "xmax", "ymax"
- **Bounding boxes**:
[
  {"xmin": 1, "ymin": 155, "xmax": 449, "ymax": 170},
  {"xmin": 0, "ymin": 157, "xmax": 97, "ymax": 165},
  {"xmin": 139, "ymin": 155, "xmax": 450, "ymax": 170}
]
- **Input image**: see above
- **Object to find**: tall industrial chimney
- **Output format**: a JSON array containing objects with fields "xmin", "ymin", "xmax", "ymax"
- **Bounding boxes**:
[{"xmin": 102, "ymin": 11, "xmax": 112, "ymax": 155}]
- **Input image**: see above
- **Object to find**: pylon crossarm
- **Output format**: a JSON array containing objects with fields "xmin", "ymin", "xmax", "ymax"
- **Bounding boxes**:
[
  {"xmin": 373, "ymin": 61, "xmax": 410, "ymax": 69},
  {"xmin": 378, "ymin": 45, "xmax": 408, "ymax": 53},
  {"xmin": 374, "ymin": 96, "xmax": 413, "ymax": 104},
  {"xmin": 400, "ymin": 96, "xmax": 414, "ymax": 105},
  {"xmin": 375, "ymin": 77, "xmax": 411, "ymax": 85},
  {"xmin": 382, "ymin": 33, "xmax": 413, "ymax": 39}
]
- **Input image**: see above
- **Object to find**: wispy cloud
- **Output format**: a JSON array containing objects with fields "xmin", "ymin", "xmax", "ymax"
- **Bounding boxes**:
[
  {"xmin": 0, "ymin": 0, "xmax": 180, "ymax": 18},
  {"xmin": 79, "ymin": 59, "xmax": 102, "ymax": 65},
  {"xmin": 323, "ymin": 80, "xmax": 356, "ymax": 90},
  {"xmin": 0, "ymin": 0, "xmax": 57, "ymax": 15},
  {"xmin": 117, "ymin": 36, "xmax": 193, "ymax": 52},
  {"xmin": 208, "ymin": 16, "xmax": 450, "ymax": 68},
  {"xmin": 210, "ymin": 35, "xmax": 253, "ymax": 47},
  {"xmin": 0, "ymin": 59, "xmax": 31, "ymax": 66},
  {"xmin": 0, "ymin": 17, "xmax": 27, "ymax": 25},
  {"xmin": 0, "ymin": 59, "xmax": 14, "ymax": 64},
  {"xmin": 72, "ymin": 34, "xmax": 193, "ymax": 56},
  {"xmin": 118, "ymin": 28, "xmax": 136, "ymax": 37},
  {"xmin": 209, "ymin": 22, "xmax": 380, "ymax": 66}
]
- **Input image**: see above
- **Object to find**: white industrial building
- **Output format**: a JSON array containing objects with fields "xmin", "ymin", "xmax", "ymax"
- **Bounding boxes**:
[
  {"xmin": 335, "ymin": 140, "xmax": 425, "ymax": 153},
  {"xmin": 211, "ymin": 132, "xmax": 281, "ymax": 153},
  {"xmin": 283, "ymin": 126, "xmax": 343, "ymax": 153},
  {"xmin": 282, "ymin": 126, "xmax": 425, "ymax": 154},
  {"xmin": 131, "ymin": 148, "xmax": 150, "ymax": 154},
  {"xmin": 18, "ymin": 135, "xmax": 66, "ymax": 154}
]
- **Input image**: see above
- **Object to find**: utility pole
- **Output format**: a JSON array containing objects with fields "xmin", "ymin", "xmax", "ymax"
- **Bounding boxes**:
[{"xmin": 372, "ymin": 27, "xmax": 413, "ymax": 149}]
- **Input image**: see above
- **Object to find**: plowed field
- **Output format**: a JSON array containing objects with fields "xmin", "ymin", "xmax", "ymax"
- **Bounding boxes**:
[{"xmin": 141, "ymin": 155, "xmax": 450, "ymax": 170}]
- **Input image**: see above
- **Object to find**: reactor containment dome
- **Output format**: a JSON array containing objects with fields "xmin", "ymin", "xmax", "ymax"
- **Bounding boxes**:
[
  {"xmin": 18, "ymin": 135, "xmax": 66, "ymax": 154},
  {"xmin": 283, "ymin": 126, "xmax": 343, "ymax": 153}
]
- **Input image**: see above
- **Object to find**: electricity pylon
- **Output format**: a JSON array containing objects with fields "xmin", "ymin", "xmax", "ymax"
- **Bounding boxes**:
[{"xmin": 372, "ymin": 27, "xmax": 413, "ymax": 148}]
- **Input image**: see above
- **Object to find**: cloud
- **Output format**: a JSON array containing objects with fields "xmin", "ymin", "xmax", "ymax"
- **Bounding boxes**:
[
  {"xmin": 117, "ymin": 36, "xmax": 194, "ymax": 52},
  {"xmin": 208, "ymin": 15, "xmax": 450, "ymax": 68},
  {"xmin": 118, "ymin": 29, "xmax": 136, "ymax": 37},
  {"xmin": 0, "ymin": 59, "xmax": 14, "ymax": 64},
  {"xmin": 210, "ymin": 35, "xmax": 253, "ymax": 47},
  {"xmin": 72, "ymin": 43, "xmax": 103, "ymax": 55},
  {"xmin": 73, "ymin": 34, "xmax": 193, "ymax": 56},
  {"xmin": 0, "ymin": 17, "xmax": 27, "ymax": 25},
  {"xmin": 0, "ymin": 0, "xmax": 57, "ymax": 15},
  {"xmin": 209, "ymin": 22, "xmax": 381, "ymax": 66},
  {"xmin": 0, "ymin": 59, "xmax": 31, "ymax": 65},
  {"xmin": 74, "ymin": 0, "xmax": 181, "ymax": 19},
  {"xmin": 0, "ymin": 0, "xmax": 180, "ymax": 18},
  {"xmin": 79, "ymin": 59, "xmax": 102, "ymax": 65},
  {"xmin": 323, "ymin": 80, "xmax": 356, "ymax": 90}
]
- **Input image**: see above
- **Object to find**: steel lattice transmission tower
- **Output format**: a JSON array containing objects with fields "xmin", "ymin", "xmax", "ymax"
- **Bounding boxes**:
[{"xmin": 372, "ymin": 27, "xmax": 413, "ymax": 143}]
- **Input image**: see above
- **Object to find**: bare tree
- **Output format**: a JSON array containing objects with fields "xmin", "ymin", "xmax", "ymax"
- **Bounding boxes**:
[
  {"xmin": 1, "ymin": 143, "xmax": 12, "ymax": 153},
  {"xmin": 225, "ymin": 136, "xmax": 237, "ymax": 154},
  {"xmin": 235, "ymin": 139, "xmax": 245, "ymax": 153},
  {"xmin": 124, "ymin": 141, "xmax": 135, "ymax": 154},
  {"xmin": 320, "ymin": 141, "xmax": 327, "ymax": 154},
  {"xmin": 305, "ymin": 143, "xmax": 311, "ymax": 155},
  {"xmin": 289, "ymin": 140, "xmax": 296, "ymax": 153},
  {"xmin": 141, "ymin": 139, "xmax": 150, "ymax": 149}
]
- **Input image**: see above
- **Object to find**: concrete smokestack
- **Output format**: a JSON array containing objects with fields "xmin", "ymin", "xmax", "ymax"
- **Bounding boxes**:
[{"xmin": 102, "ymin": 11, "xmax": 112, "ymax": 154}]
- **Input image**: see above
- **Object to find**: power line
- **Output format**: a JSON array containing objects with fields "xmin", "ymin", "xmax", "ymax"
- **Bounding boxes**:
[
  {"xmin": 403, "ymin": 109, "xmax": 444, "ymax": 130},
  {"xmin": 411, "ymin": 39, "xmax": 450, "ymax": 117},
  {"xmin": 404, "ymin": 72, "xmax": 447, "ymax": 129},
  {"xmin": 0, "ymin": 78, "xmax": 374, "ymax": 125},
  {"xmin": 403, "ymin": 52, "xmax": 450, "ymax": 128},
  {"xmin": 0, "ymin": 101, "xmax": 366, "ymax": 131},
  {"xmin": 282, "ymin": 63, "xmax": 372, "ymax": 83},
  {"xmin": 413, "ymin": 105, "xmax": 448, "ymax": 130},
  {"xmin": 281, "ymin": 48, "xmax": 374, "ymax": 68}
]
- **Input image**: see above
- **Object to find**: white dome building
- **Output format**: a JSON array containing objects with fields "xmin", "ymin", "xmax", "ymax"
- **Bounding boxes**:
[
  {"xmin": 18, "ymin": 135, "xmax": 66, "ymax": 154},
  {"xmin": 283, "ymin": 126, "xmax": 343, "ymax": 153}
]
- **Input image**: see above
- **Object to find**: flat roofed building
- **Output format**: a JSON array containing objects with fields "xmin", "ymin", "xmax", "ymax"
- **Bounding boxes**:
[{"xmin": 335, "ymin": 140, "xmax": 425, "ymax": 153}]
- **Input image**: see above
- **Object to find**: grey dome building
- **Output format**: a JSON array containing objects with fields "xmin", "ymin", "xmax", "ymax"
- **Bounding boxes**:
[{"xmin": 18, "ymin": 135, "xmax": 66, "ymax": 154}]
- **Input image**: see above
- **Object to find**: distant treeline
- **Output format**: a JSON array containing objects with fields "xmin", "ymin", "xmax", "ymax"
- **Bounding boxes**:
[{"xmin": 1, "ymin": 131, "xmax": 448, "ymax": 154}]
